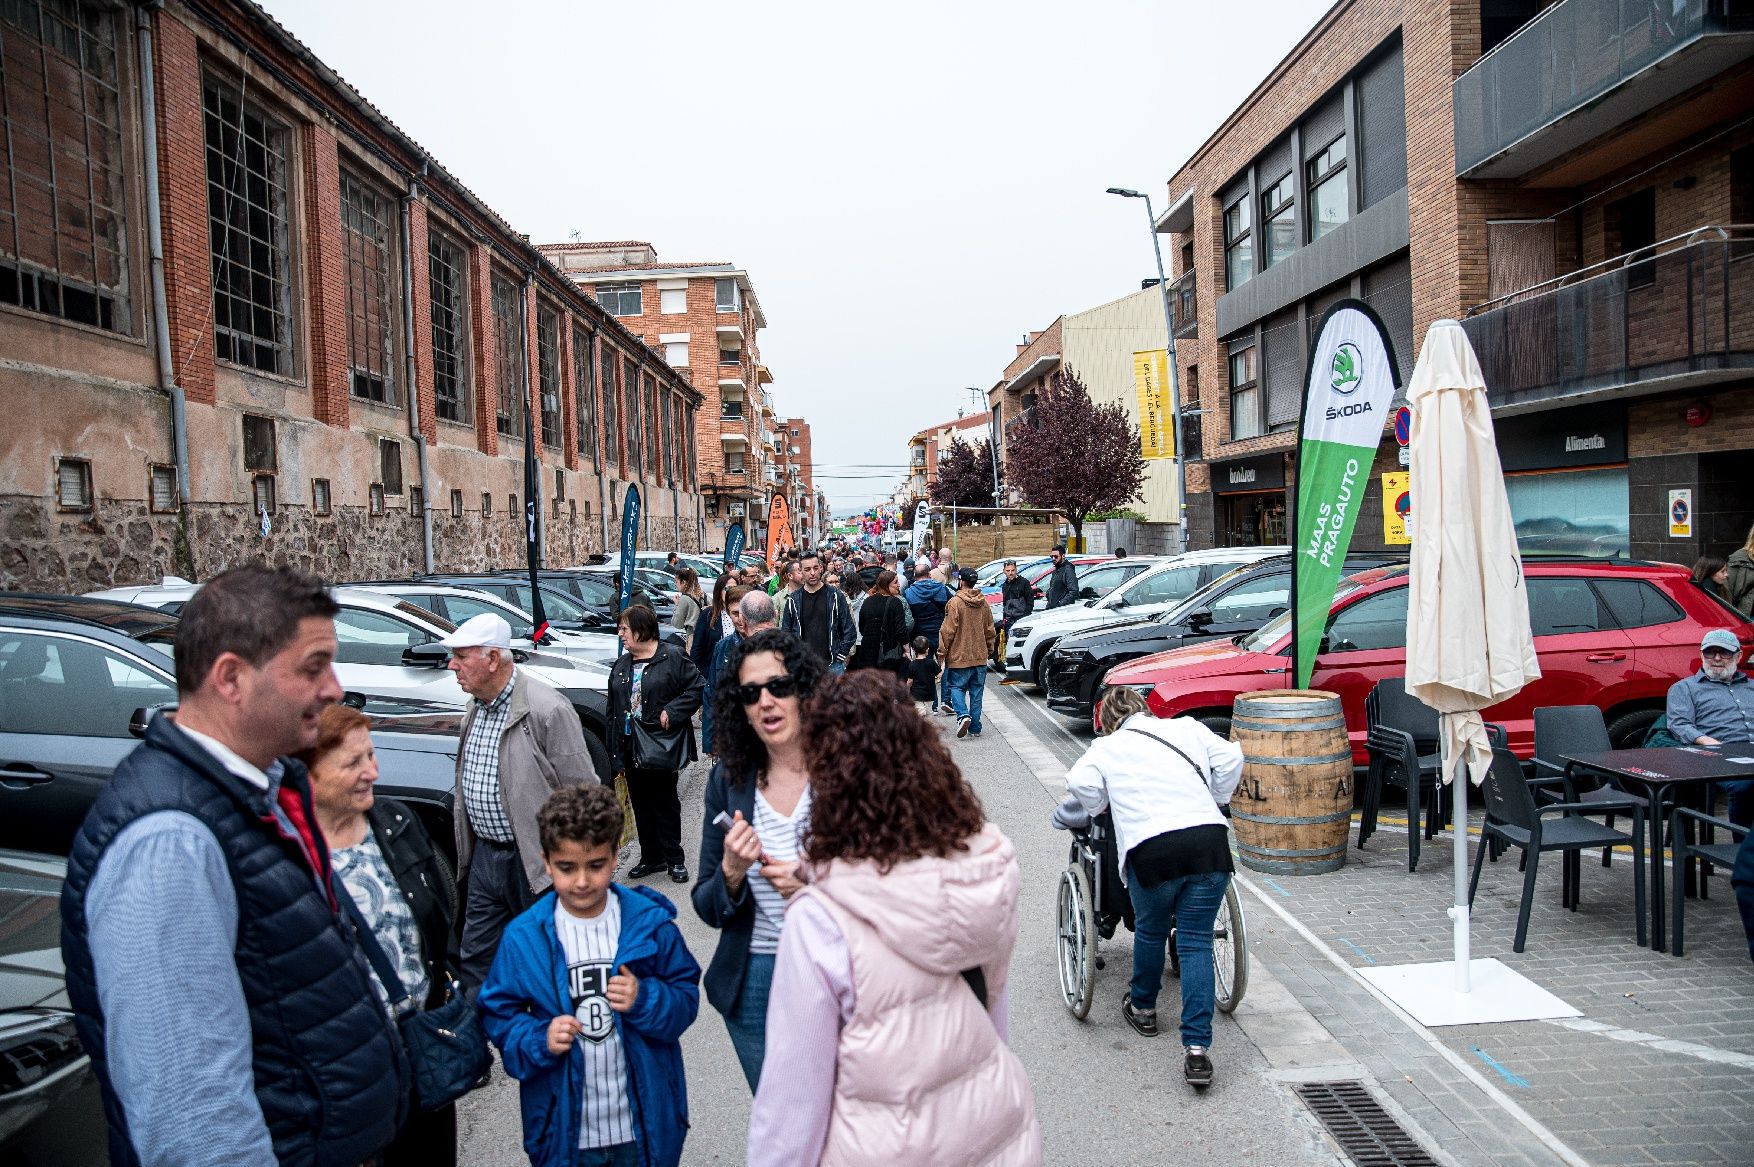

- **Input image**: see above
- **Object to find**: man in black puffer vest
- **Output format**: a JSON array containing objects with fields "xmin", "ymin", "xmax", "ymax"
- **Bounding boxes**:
[{"xmin": 61, "ymin": 566, "xmax": 406, "ymax": 1167}]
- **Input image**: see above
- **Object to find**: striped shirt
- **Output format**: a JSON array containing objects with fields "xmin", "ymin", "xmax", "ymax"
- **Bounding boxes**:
[
  {"xmin": 749, "ymin": 785, "xmax": 812, "ymax": 955},
  {"xmin": 460, "ymin": 672, "xmax": 517, "ymax": 843},
  {"xmin": 554, "ymin": 896, "xmax": 634, "ymax": 1150}
]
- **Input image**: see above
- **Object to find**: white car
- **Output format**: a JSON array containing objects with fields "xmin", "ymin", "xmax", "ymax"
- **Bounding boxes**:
[
  {"xmin": 348, "ymin": 583, "xmax": 622, "ymax": 665},
  {"xmin": 84, "ymin": 580, "xmax": 615, "ymax": 770},
  {"xmin": 1003, "ymin": 547, "xmax": 1287, "ymax": 685}
]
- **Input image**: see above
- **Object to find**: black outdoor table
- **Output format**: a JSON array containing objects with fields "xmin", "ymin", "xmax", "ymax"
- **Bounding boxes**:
[{"xmin": 1560, "ymin": 745, "xmax": 1754, "ymax": 953}]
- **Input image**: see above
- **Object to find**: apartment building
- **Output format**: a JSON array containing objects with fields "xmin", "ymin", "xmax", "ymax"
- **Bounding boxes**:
[
  {"xmin": 775, "ymin": 417, "xmax": 816, "ymax": 542},
  {"xmin": 905, "ymin": 412, "xmax": 997, "ymax": 504},
  {"xmin": 0, "ymin": 0, "xmax": 705, "ymax": 594},
  {"xmin": 541, "ymin": 241, "xmax": 775, "ymax": 555},
  {"xmin": 1156, "ymin": 0, "xmax": 1754, "ymax": 563},
  {"xmin": 989, "ymin": 320, "xmax": 1062, "ymax": 492}
]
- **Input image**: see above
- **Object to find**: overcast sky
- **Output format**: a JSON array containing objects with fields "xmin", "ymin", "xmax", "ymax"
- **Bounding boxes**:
[{"xmin": 261, "ymin": 0, "xmax": 1333, "ymax": 514}]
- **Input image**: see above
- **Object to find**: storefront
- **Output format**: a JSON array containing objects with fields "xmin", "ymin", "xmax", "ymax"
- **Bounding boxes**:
[
  {"xmin": 1495, "ymin": 404, "xmax": 1629, "ymax": 558},
  {"xmin": 1210, "ymin": 452, "xmax": 1288, "ymax": 548}
]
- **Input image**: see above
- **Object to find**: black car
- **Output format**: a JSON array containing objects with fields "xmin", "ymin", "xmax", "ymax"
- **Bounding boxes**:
[
  {"xmin": 1042, "ymin": 553, "xmax": 1405, "ymax": 720},
  {"xmin": 0, "ymin": 595, "xmax": 462, "ymax": 860}
]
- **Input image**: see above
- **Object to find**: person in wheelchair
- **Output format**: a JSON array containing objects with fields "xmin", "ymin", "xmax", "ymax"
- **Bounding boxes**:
[{"xmin": 1056, "ymin": 687, "xmax": 1242, "ymax": 1088}]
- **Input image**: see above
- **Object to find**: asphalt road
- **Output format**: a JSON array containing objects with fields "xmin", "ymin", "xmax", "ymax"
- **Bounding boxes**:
[{"xmin": 460, "ymin": 685, "xmax": 1345, "ymax": 1165}]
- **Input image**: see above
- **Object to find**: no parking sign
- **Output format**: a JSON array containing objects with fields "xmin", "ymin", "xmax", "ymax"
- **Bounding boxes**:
[{"xmin": 1669, "ymin": 489, "xmax": 1692, "ymax": 538}]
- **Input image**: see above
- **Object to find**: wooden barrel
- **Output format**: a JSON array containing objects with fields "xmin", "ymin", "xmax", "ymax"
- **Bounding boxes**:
[{"xmin": 1228, "ymin": 690, "xmax": 1352, "ymax": 876}]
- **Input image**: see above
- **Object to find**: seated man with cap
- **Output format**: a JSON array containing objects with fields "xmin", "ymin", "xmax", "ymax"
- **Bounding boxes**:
[
  {"xmin": 442, "ymin": 613, "xmax": 601, "ymax": 993},
  {"xmin": 1667, "ymin": 627, "xmax": 1754, "ymax": 827}
]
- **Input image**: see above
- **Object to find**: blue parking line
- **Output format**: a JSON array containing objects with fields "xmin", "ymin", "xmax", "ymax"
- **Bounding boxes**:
[
  {"xmin": 1262, "ymin": 878, "xmax": 1293, "ymax": 898},
  {"xmin": 1469, "ymin": 1046, "xmax": 1529, "ymax": 1089},
  {"xmin": 1335, "ymin": 937, "xmax": 1376, "ymax": 965}
]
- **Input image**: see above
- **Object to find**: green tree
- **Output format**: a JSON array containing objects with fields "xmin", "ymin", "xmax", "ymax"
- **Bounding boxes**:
[{"xmin": 1004, "ymin": 367, "xmax": 1146, "ymax": 547}]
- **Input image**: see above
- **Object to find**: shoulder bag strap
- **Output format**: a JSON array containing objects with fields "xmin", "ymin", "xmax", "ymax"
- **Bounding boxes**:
[
  {"xmin": 330, "ymin": 871, "xmax": 414, "ymax": 1016},
  {"xmin": 1122, "ymin": 725, "xmax": 1209, "ymax": 787}
]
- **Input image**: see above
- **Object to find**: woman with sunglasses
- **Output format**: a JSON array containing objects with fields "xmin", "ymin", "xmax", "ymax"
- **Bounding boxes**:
[{"xmin": 691, "ymin": 628, "xmax": 825, "ymax": 1091}]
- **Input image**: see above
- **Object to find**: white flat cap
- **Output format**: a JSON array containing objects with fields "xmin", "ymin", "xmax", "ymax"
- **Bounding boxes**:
[{"xmin": 438, "ymin": 612, "xmax": 512, "ymax": 650}]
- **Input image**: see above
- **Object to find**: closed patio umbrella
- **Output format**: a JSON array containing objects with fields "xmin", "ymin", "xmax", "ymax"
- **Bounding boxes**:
[{"xmin": 1404, "ymin": 319, "xmax": 1541, "ymax": 992}]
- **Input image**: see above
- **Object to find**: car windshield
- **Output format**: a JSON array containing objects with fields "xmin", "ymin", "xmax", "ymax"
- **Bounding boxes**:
[{"xmin": 1239, "ymin": 577, "xmax": 1369, "ymax": 652}]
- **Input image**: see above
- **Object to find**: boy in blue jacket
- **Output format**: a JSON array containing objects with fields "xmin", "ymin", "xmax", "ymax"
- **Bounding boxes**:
[{"xmin": 480, "ymin": 784, "xmax": 701, "ymax": 1167}]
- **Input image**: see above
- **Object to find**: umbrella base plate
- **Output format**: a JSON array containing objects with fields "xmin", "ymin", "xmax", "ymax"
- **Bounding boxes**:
[{"xmin": 1359, "ymin": 959, "xmax": 1579, "ymax": 1028}]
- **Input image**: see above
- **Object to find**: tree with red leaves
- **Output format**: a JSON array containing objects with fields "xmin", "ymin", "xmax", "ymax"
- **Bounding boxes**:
[
  {"xmin": 928, "ymin": 435, "xmax": 997, "ymax": 513},
  {"xmin": 1005, "ymin": 367, "xmax": 1146, "ymax": 547}
]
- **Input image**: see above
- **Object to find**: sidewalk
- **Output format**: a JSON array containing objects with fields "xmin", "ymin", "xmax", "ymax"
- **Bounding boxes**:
[{"xmin": 988, "ymin": 685, "xmax": 1754, "ymax": 1167}]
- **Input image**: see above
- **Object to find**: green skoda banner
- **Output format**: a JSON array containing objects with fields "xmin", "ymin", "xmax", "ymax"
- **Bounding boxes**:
[{"xmin": 1292, "ymin": 300, "xmax": 1401, "ymax": 689}]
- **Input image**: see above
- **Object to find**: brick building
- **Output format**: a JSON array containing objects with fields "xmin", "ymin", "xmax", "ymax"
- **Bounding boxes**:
[
  {"xmin": 905, "ymin": 412, "xmax": 997, "ymax": 504},
  {"xmin": 540, "ymin": 241, "xmax": 798, "ymax": 555},
  {"xmin": 1156, "ymin": 0, "xmax": 1754, "ymax": 563},
  {"xmin": 773, "ymin": 416, "xmax": 818, "ymax": 543},
  {"xmin": 0, "ymin": 0, "xmax": 705, "ymax": 595},
  {"xmin": 989, "ymin": 320, "xmax": 1062, "ymax": 492}
]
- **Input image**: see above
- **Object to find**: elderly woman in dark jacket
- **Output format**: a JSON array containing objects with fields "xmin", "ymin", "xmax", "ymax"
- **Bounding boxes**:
[
  {"xmin": 300, "ymin": 703, "xmax": 458, "ymax": 1166},
  {"xmin": 608, "ymin": 603, "xmax": 705, "ymax": 884},
  {"xmin": 692, "ymin": 629, "xmax": 825, "ymax": 1092}
]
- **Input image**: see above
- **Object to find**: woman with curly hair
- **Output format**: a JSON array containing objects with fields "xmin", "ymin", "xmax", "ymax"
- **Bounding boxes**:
[
  {"xmin": 747, "ymin": 670, "xmax": 1040, "ymax": 1167},
  {"xmin": 691, "ymin": 628, "xmax": 826, "ymax": 1091}
]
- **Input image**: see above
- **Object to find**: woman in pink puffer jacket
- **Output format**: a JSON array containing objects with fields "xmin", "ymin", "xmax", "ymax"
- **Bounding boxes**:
[{"xmin": 747, "ymin": 670, "xmax": 1041, "ymax": 1167}]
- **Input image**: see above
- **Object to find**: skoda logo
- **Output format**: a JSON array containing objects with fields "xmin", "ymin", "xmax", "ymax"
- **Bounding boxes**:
[{"xmin": 1330, "ymin": 342, "xmax": 1362, "ymax": 396}]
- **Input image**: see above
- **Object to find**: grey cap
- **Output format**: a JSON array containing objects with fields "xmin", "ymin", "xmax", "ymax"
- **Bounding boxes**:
[{"xmin": 1701, "ymin": 628, "xmax": 1741, "ymax": 655}]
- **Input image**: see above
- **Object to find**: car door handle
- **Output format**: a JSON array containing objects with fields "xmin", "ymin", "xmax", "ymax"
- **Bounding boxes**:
[
  {"xmin": 0, "ymin": 763, "xmax": 57, "ymax": 785},
  {"xmin": 1585, "ymin": 652, "xmax": 1627, "ymax": 663}
]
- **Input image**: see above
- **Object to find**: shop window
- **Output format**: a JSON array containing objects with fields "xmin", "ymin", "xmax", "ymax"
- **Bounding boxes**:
[
  {"xmin": 204, "ymin": 76, "xmax": 292, "ymax": 374},
  {"xmin": 428, "ymin": 228, "xmax": 471, "ymax": 422},
  {"xmin": 149, "ymin": 465, "xmax": 178, "ymax": 513},
  {"xmin": 341, "ymin": 171, "xmax": 396, "ymax": 404},
  {"xmin": 311, "ymin": 477, "xmax": 331, "ymax": 516},
  {"xmin": 56, "ymin": 457, "xmax": 92, "ymax": 511},
  {"xmin": 0, "ymin": 0, "xmax": 128, "ymax": 332},
  {"xmin": 1504, "ymin": 468, "xmax": 1628, "ymax": 559}
]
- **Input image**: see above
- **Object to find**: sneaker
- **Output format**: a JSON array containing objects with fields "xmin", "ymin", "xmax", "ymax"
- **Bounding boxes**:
[
  {"xmin": 957, "ymin": 716, "xmax": 971, "ymax": 738},
  {"xmin": 1184, "ymin": 1046, "xmax": 1214, "ymax": 1088},
  {"xmin": 627, "ymin": 860, "xmax": 665, "ymax": 879},
  {"xmin": 936, "ymin": 705, "xmax": 956, "ymax": 717},
  {"xmin": 668, "ymin": 863, "xmax": 690, "ymax": 884},
  {"xmin": 1122, "ymin": 997, "xmax": 1158, "ymax": 1037}
]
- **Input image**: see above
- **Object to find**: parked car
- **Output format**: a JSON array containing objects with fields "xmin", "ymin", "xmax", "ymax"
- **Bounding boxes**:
[
  {"xmin": 563, "ymin": 565, "xmax": 680, "ymax": 623},
  {"xmin": 1005, "ymin": 548, "xmax": 1285, "ymax": 685},
  {"xmin": 0, "ymin": 594, "xmax": 473, "ymax": 859},
  {"xmin": 81, "ymin": 584, "xmax": 616, "ymax": 775},
  {"xmin": 972, "ymin": 554, "xmax": 1111, "ymax": 625},
  {"xmin": 1042, "ymin": 553, "xmax": 1401, "ymax": 719},
  {"xmin": 346, "ymin": 582, "xmax": 622, "ymax": 663},
  {"xmin": 1102, "ymin": 560, "xmax": 1754, "ymax": 759},
  {"xmin": 0, "ymin": 848, "xmax": 107, "ymax": 1166}
]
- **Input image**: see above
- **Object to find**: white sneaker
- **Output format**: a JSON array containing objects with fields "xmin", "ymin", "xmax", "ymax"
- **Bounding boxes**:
[{"xmin": 957, "ymin": 716, "xmax": 971, "ymax": 738}]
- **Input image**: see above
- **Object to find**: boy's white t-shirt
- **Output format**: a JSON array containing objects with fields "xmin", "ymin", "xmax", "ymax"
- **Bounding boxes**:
[{"xmin": 554, "ymin": 895, "xmax": 635, "ymax": 1150}]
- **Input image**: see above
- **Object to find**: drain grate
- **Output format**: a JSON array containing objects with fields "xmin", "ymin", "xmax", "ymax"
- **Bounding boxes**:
[{"xmin": 1294, "ymin": 1081, "xmax": 1439, "ymax": 1167}]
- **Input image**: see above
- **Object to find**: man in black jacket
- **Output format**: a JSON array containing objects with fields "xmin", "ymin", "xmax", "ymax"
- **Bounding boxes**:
[
  {"xmin": 998, "ymin": 558, "xmax": 1035, "ymax": 670},
  {"xmin": 1045, "ymin": 545, "xmax": 1080, "ymax": 609}
]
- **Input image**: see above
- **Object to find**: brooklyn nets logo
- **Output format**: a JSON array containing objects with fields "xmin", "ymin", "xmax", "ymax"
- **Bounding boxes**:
[{"xmin": 569, "ymin": 962, "xmax": 616, "ymax": 1042}]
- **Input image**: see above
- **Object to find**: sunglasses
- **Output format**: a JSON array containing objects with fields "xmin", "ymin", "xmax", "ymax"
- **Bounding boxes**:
[{"xmin": 735, "ymin": 675, "xmax": 802, "ymax": 705}]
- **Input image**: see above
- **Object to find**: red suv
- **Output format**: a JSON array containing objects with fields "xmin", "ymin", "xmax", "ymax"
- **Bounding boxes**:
[{"xmin": 1103, "ymin": 560, "xmax": 1754, "ymax": 761}]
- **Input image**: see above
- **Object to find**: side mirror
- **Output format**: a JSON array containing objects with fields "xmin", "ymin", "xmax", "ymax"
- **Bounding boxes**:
[
  {"xmin": 1078, "ymin": 586, "xmax": 1098, "ymax": 600},
  {"xmin": 402, "ymin": 642, "xmax": 451, "ymax": 669},
  {"xmin": 130, "ymin": 704, "xmax": 174, "ymax": 739},
  {"xmin": 1031, "ymin": 587, "xmax": 1043, "ymax": 599},
  {"xmin": 341, "ymin": 691, "xmax": 368, "ymax": 709},
  {"xmin": 1186, "ymin": 609, "xmax": 1213, "ymax": 632}
]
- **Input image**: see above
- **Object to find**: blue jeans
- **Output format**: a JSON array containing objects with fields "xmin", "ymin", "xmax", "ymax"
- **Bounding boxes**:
[
  {"xmin": 722, "ymin": 952, "xmax": 775, "ymax": 1091},
  {"xmin": 577, "ymin": 1144, "xmax": 638, "ymax": 1167},
  {"xmin": 1126, "ymin": 866, "xmax": 1230, "ymax": 1048},
  {"xmin": 945, "ymin": 666, "xmax": 986, "ymax": 733},
  {"xmin": 1733, "ymin": 828, "xmax": 1754, "ymax": 964},
  {"xmin": 1719, "ymin": 779, "xmax": 1754, "ymax": 829}
]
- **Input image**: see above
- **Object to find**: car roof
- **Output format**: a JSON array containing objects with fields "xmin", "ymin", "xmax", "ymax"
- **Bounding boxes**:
[{"xmin": 0, "ymin": 593, "xmax": 182, "ymax": 637}]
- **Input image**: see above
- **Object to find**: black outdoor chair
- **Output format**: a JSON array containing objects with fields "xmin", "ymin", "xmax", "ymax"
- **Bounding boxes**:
[
  {"xmin": 1669, "ymin": 807, "xmax": 1749, "ymax": 958},
  {"xmin": 1531, "ymin": 705, "xmax": 1649, "ymax": 868},
  {"xmin": 1359, "ymin": 678, "xmax": 1504, "ymax": 872},
  {"xmin": 1469, "ymin": 747, "xmax": 1646, "ymax": 952}
]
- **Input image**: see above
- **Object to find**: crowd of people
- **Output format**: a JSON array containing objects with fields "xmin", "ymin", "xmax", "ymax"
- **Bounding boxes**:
[{"xmin": 60, "ymin": 557, "xmax": 1047, "ymax": 1167}]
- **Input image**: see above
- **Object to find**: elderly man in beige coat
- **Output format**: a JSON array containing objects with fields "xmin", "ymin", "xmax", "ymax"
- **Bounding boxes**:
[{"xmin": 443, "ymin": 614, "xmax": 600, "ymax": 993}]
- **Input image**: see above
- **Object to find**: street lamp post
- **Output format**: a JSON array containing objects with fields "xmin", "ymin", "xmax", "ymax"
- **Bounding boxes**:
[
  {"xmin": 1107, "ymin": 187, "xmax": 1189, "ymax": 557},
  {"xmin": 968, "ymin": 386, "xmax": 1002, "ymax": 505}
]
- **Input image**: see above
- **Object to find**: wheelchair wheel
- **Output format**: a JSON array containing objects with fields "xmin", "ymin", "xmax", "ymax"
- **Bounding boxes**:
[
  {"xmin": 1056, "ymin": 865, "xmax": 1098, "ymax": 1020},
  {"xmin": 1213, "ymin": 881, "xmax": 1249, "ymax": 1014}
]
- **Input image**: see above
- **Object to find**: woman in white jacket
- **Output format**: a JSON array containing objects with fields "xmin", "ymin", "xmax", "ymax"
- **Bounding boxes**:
[{"xmin": 1062, "ymin": 687, "xmax": 1243, "ymax": 1089}]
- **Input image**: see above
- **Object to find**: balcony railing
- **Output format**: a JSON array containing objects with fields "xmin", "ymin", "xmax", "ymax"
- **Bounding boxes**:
[
  {"xmin": 1170, "ymin": 270, "xmax": 1197, "ymax": 339},
  {"xmin": 1460, "ymin": 226, "xmax": 1754, "ymax": 406},
  {"xmin": 1453, "ymin": 0, "xmax": 1754, "ymax": 178}
]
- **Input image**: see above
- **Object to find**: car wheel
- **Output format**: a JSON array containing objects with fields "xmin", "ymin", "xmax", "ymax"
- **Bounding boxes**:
[
  {"xmin": 1198, "ymin": 714, "xmax": 1234, "ymax": 741},
  {"xmin": 581, "ymin": 720, "xmax": 614, "ymax": 781},
  {"xmin": 1606, "ymin": 708, "xmax": 1661, "ymax": 751},
  {"xmin": 1032, "ymin": 641, "xmax": 1059, "ymax": 689}
]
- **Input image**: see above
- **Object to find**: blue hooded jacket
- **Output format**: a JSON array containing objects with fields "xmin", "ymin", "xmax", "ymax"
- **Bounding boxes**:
[
  {"xmin": 903, "ymin": 577, "xmax": 952, "ymax": 640},
  {"xmin": 480, "ymin": 884, "xmax": 701, "ymax": 1167}
]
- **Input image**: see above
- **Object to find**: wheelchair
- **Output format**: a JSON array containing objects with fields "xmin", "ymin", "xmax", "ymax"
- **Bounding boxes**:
[{"xmin": 1053, "ymin": 807, "xmax": 1248, "ymax": 1021}]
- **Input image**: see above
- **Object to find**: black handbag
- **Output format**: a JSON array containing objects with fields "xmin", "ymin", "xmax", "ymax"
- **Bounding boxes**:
[
  {"xmin": 333, "ymin": 874, "xmax": 490, "ymax": 1111},
  {"xmin": 632, "ymin": 717, "xmax": 693, "ymax": 771}
]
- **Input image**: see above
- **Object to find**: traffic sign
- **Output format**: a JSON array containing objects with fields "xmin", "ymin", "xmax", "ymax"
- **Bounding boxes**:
[{"xmin": 1394, "ymin": 406, "xmax": 1411, "ymax": 446}]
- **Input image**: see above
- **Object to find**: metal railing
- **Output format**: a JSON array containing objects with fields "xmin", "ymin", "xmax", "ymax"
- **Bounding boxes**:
[
  {"xmin": 1460, "ymin": 225, "xmax": 1754, "ymax": 401},
  {"xmin": 1453, "ymin": 0, "xmax": 1732, "ymax": 174}
]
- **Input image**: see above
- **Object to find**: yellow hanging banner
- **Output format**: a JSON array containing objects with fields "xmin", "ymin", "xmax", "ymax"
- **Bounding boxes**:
[{"xmin": 1132, "ymin": 349, "xmax": 1173, "ymax": 459}]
